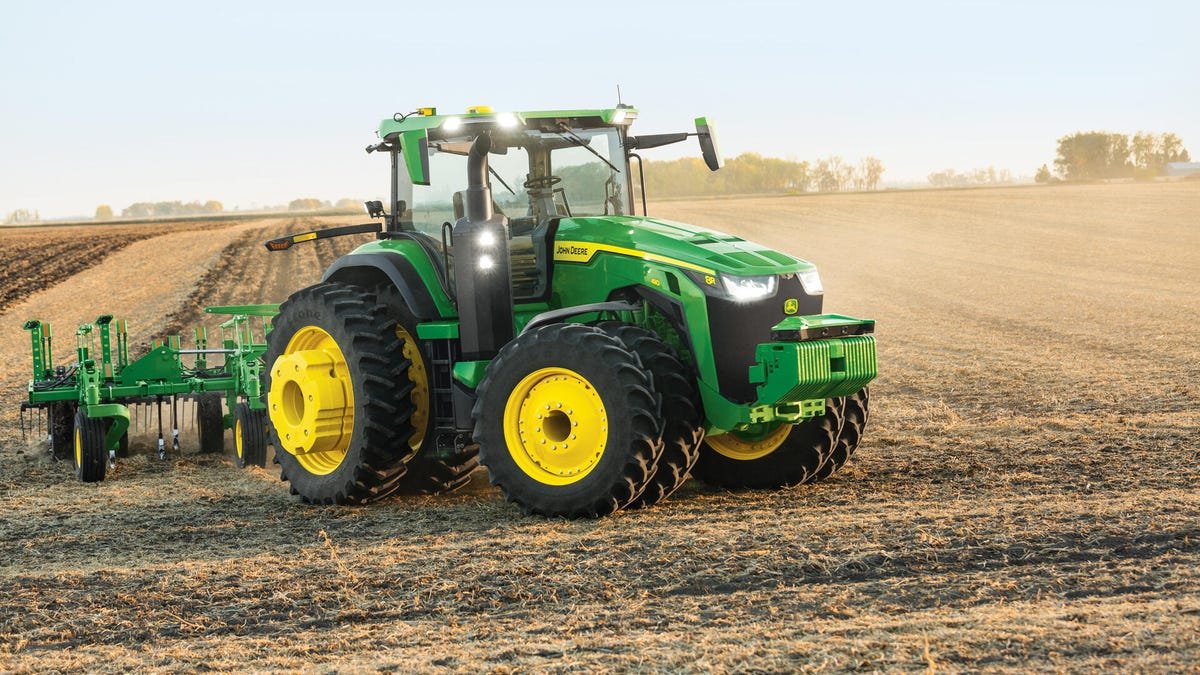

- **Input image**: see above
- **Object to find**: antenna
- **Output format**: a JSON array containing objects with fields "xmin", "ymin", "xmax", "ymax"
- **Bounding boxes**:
[{"xmin": 616, "ymin": 84, "xmax": 623, "ymax": 106}]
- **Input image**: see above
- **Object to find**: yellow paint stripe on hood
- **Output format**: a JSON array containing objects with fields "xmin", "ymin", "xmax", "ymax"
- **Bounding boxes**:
[{"xmin": 553, "ymin": 240, "xmax": 716, "ymax": 275}]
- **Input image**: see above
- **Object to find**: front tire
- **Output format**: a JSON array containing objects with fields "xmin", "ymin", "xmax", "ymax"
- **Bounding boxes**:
[
  {"xmin": 692, "ymin": 399, "xmax": 844, "ymax": 489},
  {"xmin": 475, "ymin": 324, "xmax": 664, "ymax": 518},
  {"xmin": 593, "ymin": 322, "xmax": 703, "ymax": 509},
  {"xmin": 264, "ymin": 282, "xmax": 417, "ymax": 505},
  {"xmin": 811, "ymin": 388, "xmax": 870, "ymax": 481}
]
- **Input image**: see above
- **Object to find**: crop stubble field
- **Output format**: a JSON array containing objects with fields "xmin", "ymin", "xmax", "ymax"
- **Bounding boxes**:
[{"xmin": 0, "ymin": 182, "xmax": 1196, "ymax": 672}]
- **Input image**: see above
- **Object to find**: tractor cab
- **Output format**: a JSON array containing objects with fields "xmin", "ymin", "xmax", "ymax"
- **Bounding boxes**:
[{"xmin": 367, "ymin": 106, "xmax": 720, "ymax": 299}]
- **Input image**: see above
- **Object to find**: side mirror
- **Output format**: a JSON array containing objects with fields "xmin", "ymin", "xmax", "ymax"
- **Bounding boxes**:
[
  {"xmin": 364, "ymin": 200, "xmax": 385, "ymax": 218},
  {"xmin": 695, "ymin": 117, "xmax": 724, "ymax": 171}
]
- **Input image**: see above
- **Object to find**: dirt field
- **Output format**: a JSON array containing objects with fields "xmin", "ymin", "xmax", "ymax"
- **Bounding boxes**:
[{"xmin": 1, "ymin": 182, "xmax": 1197, "ymax": 672}]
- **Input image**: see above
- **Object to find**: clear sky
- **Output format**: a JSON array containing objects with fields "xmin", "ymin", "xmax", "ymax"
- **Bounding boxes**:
[{"xmin": 2, "ymin": 0, "xmax": 1196, "ymax": 219}]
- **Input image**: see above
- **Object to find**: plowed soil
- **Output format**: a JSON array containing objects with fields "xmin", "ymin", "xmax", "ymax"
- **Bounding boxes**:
[{"xmin": 0, "ymin": 183, "xmax": 1197, "ymax": 673}]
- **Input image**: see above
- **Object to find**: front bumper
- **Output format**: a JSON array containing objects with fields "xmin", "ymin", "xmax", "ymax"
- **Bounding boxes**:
[{"xmin": 701, "ymin": 314, "xmax": 877, "ymax": 432}]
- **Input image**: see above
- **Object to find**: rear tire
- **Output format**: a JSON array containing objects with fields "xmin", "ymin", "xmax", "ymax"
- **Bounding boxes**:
[
  {"xmin": 197, "ymin": 393, "xmax": 225, "ymax": 453},
  {"xmin": 693, "ymin": 399, "xmax": 844, "ymax": 489},
  {"xmin": 376, "ymin": 287, "xmax": 480, "ymax": 495},
  {"xmin": 811, "ymin": 388, "xmax": 870, "ymax": 481},
  {"xmin": 265, "ymin": 282, "xmax": 417, "ymax": 505},
  {"xmin": 73, "ymin": 409, "xmax": 108, "ymax": 483},
  {"xmin": 234, "ymin": 402, "xmax": 269, "ymax": 468},
  {"xmin": 593, "ymin": 322, "xmax": 703, "ymax": 508},
  {"xmin": 475, "ymin": 324, "xmax": 663, "ymax": 518}
]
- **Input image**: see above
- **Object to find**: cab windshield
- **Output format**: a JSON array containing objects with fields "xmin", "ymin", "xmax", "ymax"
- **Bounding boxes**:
[{"xmin": 397, "ymin": 127, "xmax": 630, "ymax": 237}]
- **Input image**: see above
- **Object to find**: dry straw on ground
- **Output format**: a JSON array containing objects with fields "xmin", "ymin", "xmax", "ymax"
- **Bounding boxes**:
[{"xmin": 0, "ymin": 183, "xmax": 1197, "ymax": 672}]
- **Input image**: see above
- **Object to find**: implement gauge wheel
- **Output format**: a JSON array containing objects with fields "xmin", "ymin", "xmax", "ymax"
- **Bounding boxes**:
[
  {"xmin": 73, "ymin": 409, "xmax": 108, "ymax": 483},
  {"xmin": 49, "ymin": 402, "xmax": 77, "ymax": 461},
  {"xmin": 474, "ymin": 323, "xmax": 664, "ymax": 518},
  {"xmin": 234, "ymin": 402, "xmax": 269, "ymax": 469},
  {"xmin": 264, "ymin": 282, "xmax": 417, "ymax": 505},
  {"xmin": 197, "ymin": 393, "xmax": 226, "ymax": 453},
  {"xmin": 693, "ymin": 399, "xmax": 845, "ymax": 489}
]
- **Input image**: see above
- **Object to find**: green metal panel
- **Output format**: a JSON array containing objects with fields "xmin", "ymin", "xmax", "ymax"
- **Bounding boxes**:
[
  {"xmin": 751, "ymin": 335, "xmax": 877, "ymax": 404},
  {"xmin": 117, "ymin": 346, "xmax": 181, "ymax": 385},
  {"xmin": 552, "ymin": 215, "xmax": 817, "ymax": 279},
  {"xmin": 205, "ymin": 304, "xmax": 280, "ymax": 317},
  {"xmin": 452, "ymin": 361, "xmax": 489, "ymax": 388},
  {"xmin": 416, "ymin": 321, "xmax": 460, "ymax": 340},
  {"xmin": 344, "ymin": 239, "xmax": 458, "ymax": 317}
]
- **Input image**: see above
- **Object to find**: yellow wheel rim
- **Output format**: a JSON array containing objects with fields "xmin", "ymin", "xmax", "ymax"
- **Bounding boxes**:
[
  {"xmin": 708, "ymin": 424, "xmax": 791, "ymax": 461},
  {"xmin": 267, "ymin": 325, "xmax": 354, "ymax": 476},
  {"xmin": 503, "ymin": 367, "xmax": 607, "ymax": 486},
  {"xmin": 397, "ymin": 325, "xmax": 429, "ymax": 452},
  {"xmin": 74, "ymin": 426, "xmax": 82, "ymax": 467},
  {"xmin": 235, "ymin": 418, "xmax": 243, "ymax": 459}
]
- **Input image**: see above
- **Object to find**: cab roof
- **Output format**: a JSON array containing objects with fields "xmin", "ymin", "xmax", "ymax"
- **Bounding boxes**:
[{"xmin": 378, "ymin": 106, "xmax": 638, "ymax": 141}]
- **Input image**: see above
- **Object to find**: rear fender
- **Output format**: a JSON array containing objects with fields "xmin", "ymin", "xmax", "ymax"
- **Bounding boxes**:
[{"xmin": 323, "ymin": 252, "xmax": 441, "ymax": 320}]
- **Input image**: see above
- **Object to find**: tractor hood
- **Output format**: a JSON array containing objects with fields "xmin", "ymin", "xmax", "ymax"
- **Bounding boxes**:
[{"xmin": 553, "ymin": 215, "xmax": 816, "ymax": 278}]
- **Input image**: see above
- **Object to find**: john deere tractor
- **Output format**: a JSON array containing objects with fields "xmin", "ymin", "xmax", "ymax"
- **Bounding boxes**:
[{"xmin": 262, "ymin": 105, "xmax": 876, "ymax": 517}]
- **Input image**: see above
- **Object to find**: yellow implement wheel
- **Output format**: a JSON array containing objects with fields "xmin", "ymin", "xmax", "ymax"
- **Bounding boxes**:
[
  {"xmin": 397, "ymin": 324, "xmax": 429, "ymax": 452},
  {"xmin": 74, "ymin": 427, "xmax": 83, "ymax": 469},
  {"xmin": 235, "ymin": 418, "xmax": 243, "ymax": 460},
  {"xmin": 706, "ymin": 424, "xmax": 791, "ymax": 461},
  {"xmin": 268, "ymin": 325, "xmax": 355, "ymax": 476},
  {"xmin": 503, "ymin": 367, "xmax": 609, "ymax": 486}
]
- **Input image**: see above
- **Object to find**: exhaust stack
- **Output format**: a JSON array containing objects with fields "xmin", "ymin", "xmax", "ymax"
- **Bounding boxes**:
[{"xmin": 454, "ymin": 132, "xmax": 514, "ymax": 361}]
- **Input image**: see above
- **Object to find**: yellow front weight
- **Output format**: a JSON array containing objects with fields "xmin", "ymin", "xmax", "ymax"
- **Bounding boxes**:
[{"xmin": 268, "ymin": 325, "xmax": 354, "ymax": 475}]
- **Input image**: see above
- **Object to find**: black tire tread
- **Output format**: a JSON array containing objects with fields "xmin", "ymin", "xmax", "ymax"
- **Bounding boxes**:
[
  {"xmin": 811, "ymin": 387, "xmax": 870, "ymax": 481},
  {"xmin": 376, "ymin": 286, "xmax": 481, "ymax": 496},
  {"xmin": 474, "ymin": 323, "xmax": 663, "ymax": 518},
  {"xmin": 197, "ymin": 393, "xmax": 225, "ymax": 454},
  {"xmin": 266, "ymin": 282, "xmax": 417, "ymax": 505},
  {"xmin": 693, "ymin": 399, "xmax": 844, "ymax": 489},
  {"xmin": 593, "ymin": 321, "xmax": 703, "ymax": 508},
  {"xmin": 73, "ymin": 409, "xmax": 108, "ymax": 483},
  {"xmin": 50, "ymin": 402, "xmax": 76, "ymax": 461},
  {"xmin": 235, "ymin": 402, "xmax": 269, "ymax": 468}
]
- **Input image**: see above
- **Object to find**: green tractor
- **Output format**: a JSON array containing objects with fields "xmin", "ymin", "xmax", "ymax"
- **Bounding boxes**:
[{"xmin": 262, "ymin": 104, "xmax": 876, "ymax": 517}]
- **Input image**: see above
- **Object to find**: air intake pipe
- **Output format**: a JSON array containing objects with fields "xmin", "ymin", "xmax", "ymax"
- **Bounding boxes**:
[{"xmin": 454, "ymin": 132, "xmax": 514, "ymax": 361}]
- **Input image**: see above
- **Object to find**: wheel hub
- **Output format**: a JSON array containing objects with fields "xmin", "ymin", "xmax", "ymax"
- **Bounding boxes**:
[
  {"xmin": 268, "ymin": 325, "xmax": 354, "ymax": 475},
  {"xmin": 503, "ymin": 367, "xmax": 608, "ymax": 485}
]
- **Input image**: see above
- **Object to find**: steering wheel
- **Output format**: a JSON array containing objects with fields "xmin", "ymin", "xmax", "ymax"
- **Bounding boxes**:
[{"xmin": 523, "ymin": 175, "xmax": 562, "ymax": 190}]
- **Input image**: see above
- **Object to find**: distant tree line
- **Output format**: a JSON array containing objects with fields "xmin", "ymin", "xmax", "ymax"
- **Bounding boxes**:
[
  {"xmin": 4, "ymin": 208, "xmax": 40, "ymax": 224},
  {"xmin": 927, "ymin": 166, "xmax": 1014, "ymax": 188},
  {"xmin": 1039, "ymin": 131, "xmax": 1189, "ymax": 182},
  {"xmin": 637, "ymin": 152, "xmax": 885, "ymax": 198},
  {"xmin": 121, "ymin": 200, "xmax": 224, "ymax": 218}
]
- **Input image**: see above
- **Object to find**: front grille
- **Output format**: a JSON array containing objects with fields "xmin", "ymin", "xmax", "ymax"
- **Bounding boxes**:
[{"xmin": 706, "ymin": 275, "xmax": 822, "ymax": 403}]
